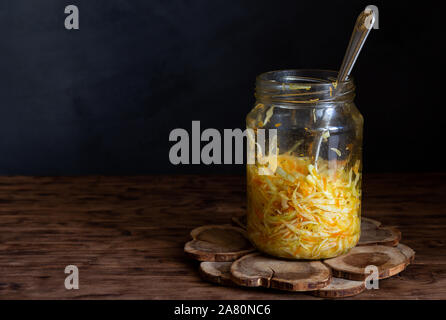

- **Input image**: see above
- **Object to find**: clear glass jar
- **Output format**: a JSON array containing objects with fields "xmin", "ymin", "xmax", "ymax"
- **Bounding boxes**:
[{"xmin": 246, "ymin": 70, "xmax": 363, "ymax": 260}]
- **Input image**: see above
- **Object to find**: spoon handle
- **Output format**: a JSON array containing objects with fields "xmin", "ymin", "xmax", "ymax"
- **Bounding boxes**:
[
  {"xmin": 337, "ymin": 9, "xmax": 375, "ymax": 82},
  {"xmin": 312, "ymin": 9, "xmax": 375, "ymax": 168}
]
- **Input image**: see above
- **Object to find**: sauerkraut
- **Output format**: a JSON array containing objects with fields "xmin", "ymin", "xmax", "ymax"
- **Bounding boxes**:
[{"xmin": 247, "ymin": 154, "xmax": 361, "ymax": 259}]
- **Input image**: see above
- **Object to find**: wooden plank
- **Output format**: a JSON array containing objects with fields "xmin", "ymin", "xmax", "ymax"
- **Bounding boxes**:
[{"xmin": 0, "ymin": 173, "xmax": 445, "ymax": 299}]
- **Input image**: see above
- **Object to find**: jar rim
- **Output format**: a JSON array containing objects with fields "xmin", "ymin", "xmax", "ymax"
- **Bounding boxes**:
[{"xmin": 255, "ymin": 69, "xmax": 355, "ymax": 104}]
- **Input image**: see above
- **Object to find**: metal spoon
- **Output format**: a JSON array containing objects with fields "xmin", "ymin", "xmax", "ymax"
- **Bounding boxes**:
[{"xmin": 313, "ymin": 8, "xmax": 376, "ymax": 168}]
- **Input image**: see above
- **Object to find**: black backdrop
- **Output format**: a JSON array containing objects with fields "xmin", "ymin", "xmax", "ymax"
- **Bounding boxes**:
[{"xmin": 0, "ymin": 0, "xmax": 442, "ymax": 175}]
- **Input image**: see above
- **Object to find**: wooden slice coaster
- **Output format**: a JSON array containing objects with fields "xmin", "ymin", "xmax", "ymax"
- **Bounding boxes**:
[
  {"xmin": 359, "ymin": 226, "xmax": 401, "ymax": 247},
  {"xmin": 230, "ymin": 253, "xmax": 331, "ymax": 292},
  {"xmin": 361, "ymin": 217, "xmax": 382, "ymax": 230},
  {"xmin": 184, "ymin": 225, "xmax": 255, "ymax": 262},
  {"xmin": 231, "ymin": 215, "xmax": 247, "ymax": 229},
  {"xmin": 397, "ymin": 243, "xmax": 415, "ymax": 264},
  {"xmin": 311, "ymin": 277, "xmax": 365, "ymax": 298},
  {"xmin": 324, "ymin": 245, "xmax": 407, "ymax": 281},
  {"xmin": 199, "ymin": 262, "xmax": 234, "ymax": 286}
]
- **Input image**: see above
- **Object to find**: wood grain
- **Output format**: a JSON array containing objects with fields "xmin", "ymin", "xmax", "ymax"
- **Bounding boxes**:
[
  {"xmin": 358, "ymin": 226, "xmax": 401, "ymax": 247},
  {"xmin": 230, "ymin": 253, "xmax": 331, "ymax": 291},
  {"xmin": 184, "ymin": 225, "xmax": 254, "ymax": 261},
  {"xmin": 199, "ymin": 262, "xmax": 234, "ymax": 286},
  {"xmin": 0, "ymin": 173, "xmax": 445, "ymax": 299},
  {"xmin": 311, "ymin": 277, "xmax": 365, "ymax": 298},
  {"xmin": 324, "ymin": 246, "xmax": 408, "ymax": 281},
  {"xmin": 361, "ymin": 217, "xmax": 382, "ymax": 230},
  {"xmin": 397, "ymin": 243, "xmax": 416, "ymax": 265}
]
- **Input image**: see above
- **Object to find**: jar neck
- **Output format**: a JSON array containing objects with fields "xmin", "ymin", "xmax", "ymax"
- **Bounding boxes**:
[{"xmin": 255, "ymin": 69, "xmax": 355, "ymax": 106}]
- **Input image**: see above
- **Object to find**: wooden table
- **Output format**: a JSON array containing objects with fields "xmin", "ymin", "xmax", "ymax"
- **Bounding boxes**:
[{"xmin": 0, "ymin": 174, "xmax": 445, "ymax": 299}]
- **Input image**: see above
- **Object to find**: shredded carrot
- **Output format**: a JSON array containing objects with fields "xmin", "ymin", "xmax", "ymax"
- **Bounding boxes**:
[{"xmin": 247, "ymin": 154, "xmax": 361, "ymax": 259}]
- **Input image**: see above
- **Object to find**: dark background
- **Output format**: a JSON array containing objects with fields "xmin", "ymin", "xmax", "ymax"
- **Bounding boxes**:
[{"xmin": 0, "ymin": 0, "xmax": 442, "ymax": 175}]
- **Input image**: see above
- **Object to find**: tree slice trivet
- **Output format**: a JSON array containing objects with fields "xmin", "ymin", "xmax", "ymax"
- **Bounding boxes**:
[
  {"xmin": 199, "ymin": 262, "xmax": 234, "ymax": 286},
  {"xmin": 396, "ymin": 243, "xmax": 415, "ymax": 264},
  {"xmin": 230, "ymin": 253, "xmax": 331, "ymax": 292},
  {"xmin": 184, "ymin": 225, "xmax": 255, "ymax": 262},
  {"xmin": 359, "ymin": 226, "xmax": 401, "ymax": 247},
  {"xmin": 231, "ymin": 215, "xmax": 247, "ymax": 229},
  {"xmin": 361, "ymin": 217, "xmax": 382, "ymax": 230},
  {"xmin": 311, "ymin": 277, "xmax": 365, "ymax": 298},
  {"xmin": 324, "ymin": 245, "xmax": 407, "ymax": 281}
]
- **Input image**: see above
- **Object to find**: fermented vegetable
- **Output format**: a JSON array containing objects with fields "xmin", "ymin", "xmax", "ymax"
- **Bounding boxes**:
[{"xmin": 247, "ymin": 154, "xmax": 361, "ymax": 259}]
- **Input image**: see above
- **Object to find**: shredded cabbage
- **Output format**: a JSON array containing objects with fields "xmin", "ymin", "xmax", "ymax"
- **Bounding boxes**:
[{"xmin": 247, "ymin": 154, "xmax": 361, "ymax": 259}]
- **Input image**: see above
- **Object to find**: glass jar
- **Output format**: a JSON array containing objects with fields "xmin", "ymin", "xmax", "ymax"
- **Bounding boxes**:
[{"xmin": 246, "ymin": 69, "xmax": 363, "ymax": 260}]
